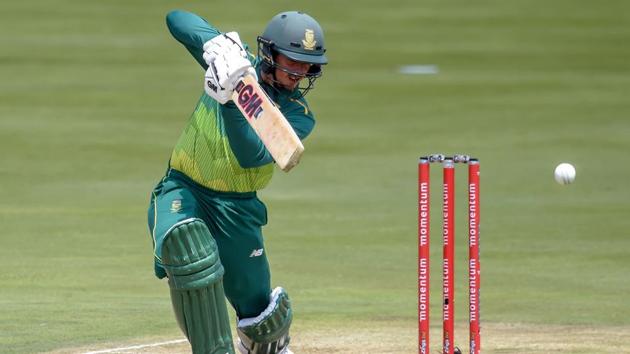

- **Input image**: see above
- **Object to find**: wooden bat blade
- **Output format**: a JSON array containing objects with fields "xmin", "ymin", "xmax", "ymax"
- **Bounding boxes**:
[{"xmin": 231, "ymin": 74, "xmax": 304, "ymax": 172}]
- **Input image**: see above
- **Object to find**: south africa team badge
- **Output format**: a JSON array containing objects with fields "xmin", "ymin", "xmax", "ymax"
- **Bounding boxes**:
[{"xmin": 170, "ymin": 199, "xmax": 182, "ymax": 213}]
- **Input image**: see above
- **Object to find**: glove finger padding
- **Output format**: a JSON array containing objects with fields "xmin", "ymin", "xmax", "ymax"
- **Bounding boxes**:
[
  {"xmin": 214, "ymin": 53, "xmax": 254, "ymax": 89},
  {"xmin": 202, "ymin": 51, "xmax": 218, "ymax": 69},
  {"xmin": 203, "ymin": 32, "xmax": 246, "ymax": 54}
]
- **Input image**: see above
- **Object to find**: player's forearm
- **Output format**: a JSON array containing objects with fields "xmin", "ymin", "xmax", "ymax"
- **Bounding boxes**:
[
  {"xmin": 221, "ymin": 104, "xmax": 274, "ymax": 168},
  {"xmin": 166, "ymin": 10, "xmax": 220, "ymax": 69}
]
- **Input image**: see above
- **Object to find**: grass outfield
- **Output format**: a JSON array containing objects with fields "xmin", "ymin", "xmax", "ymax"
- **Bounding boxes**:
[{"xmin": 2, "ymin": 0, "xmax": 630, "ymax": 353}]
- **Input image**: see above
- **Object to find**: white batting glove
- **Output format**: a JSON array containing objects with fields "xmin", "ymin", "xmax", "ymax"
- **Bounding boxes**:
[
  {"xmin": 202, "ymin": 32, "xmax": 257, "ymax": 103},
  {"xmin": 204, "ymin": 66, "xmax": 232, "ymax": 104}
]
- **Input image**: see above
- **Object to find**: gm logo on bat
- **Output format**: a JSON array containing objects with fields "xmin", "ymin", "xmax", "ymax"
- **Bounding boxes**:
[{"xmin": 235, "ymin": 80, "xmax": 264, "ymax": 119}]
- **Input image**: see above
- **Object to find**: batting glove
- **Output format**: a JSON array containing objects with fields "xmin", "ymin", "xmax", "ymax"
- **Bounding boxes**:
[{"xmin": 202, "ymin": 32, "xmax": 257, "ymax": 103}]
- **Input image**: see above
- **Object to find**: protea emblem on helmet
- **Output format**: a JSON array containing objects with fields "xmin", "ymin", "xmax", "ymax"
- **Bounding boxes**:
[{"xmin": 302, "ymin": 29, "xmax": 316, "ymax": 50}]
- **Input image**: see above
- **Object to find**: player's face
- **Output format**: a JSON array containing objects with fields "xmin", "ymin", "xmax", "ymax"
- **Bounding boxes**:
[{"xmin": 274, "ymin": 54, "xmax": 312, "ymax": 91}]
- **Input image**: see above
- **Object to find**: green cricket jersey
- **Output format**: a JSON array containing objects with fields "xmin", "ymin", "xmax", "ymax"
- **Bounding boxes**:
[{"xmin": 166, "ymin": 10, "xmax": 315, "ymax": 193}]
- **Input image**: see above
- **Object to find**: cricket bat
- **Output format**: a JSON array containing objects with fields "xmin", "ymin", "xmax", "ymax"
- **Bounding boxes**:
[{"xmin": 231, "ymin": 74, "xmax": 305, "ymax": 172}]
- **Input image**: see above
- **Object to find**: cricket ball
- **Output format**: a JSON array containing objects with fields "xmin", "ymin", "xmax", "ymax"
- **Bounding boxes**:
[{"xmin": 554, "ymin": 163, "xmax": 576, "ymax": 185}]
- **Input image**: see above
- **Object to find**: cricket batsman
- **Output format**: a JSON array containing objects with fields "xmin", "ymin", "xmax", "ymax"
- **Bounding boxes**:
[{"xmin": 146, "ymin": 9, "xmax": 327, "ymax": 354}]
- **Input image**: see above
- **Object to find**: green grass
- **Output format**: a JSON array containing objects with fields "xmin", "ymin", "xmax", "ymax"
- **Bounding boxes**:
[{"xmin": 1, "ymin": 0, "xmax": 630, "ymax": 352}]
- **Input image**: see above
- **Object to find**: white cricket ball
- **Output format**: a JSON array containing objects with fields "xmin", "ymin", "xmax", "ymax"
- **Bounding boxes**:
[{"xmin": 554, "ymin": 163, "xmax": 576, "ymax": 185}]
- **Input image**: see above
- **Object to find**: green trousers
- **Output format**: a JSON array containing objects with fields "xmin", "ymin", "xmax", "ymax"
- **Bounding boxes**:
[{"xmin": 147, "ymin": 168, "xmax": 271, "ymax": 318}]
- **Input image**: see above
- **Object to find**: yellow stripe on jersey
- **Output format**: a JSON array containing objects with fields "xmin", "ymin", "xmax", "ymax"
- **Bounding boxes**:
[{"xmin": 289, "ymin": 98, "xmax": 309, "ymax": 115}]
